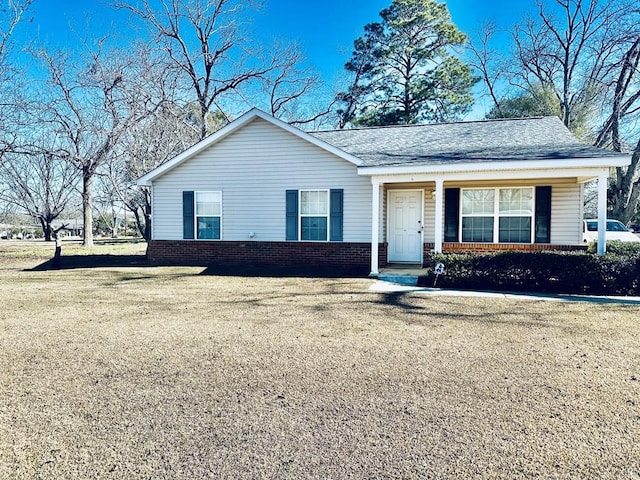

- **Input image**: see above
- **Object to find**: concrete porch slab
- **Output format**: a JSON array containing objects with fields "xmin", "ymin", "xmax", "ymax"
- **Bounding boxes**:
[{"xmin": 378, "ymin": 264, "xmax": 429, "ymax": 286}]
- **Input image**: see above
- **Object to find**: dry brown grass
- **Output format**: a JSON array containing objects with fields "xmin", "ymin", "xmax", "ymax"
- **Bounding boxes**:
[{"xmin": 1, "ymin": 240, "xmax": 639, "ymax": 479}]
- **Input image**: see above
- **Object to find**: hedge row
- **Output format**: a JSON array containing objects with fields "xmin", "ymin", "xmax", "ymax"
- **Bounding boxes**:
[{"xmin": 420, "ymin": 242, "xmax": 640, "ymax": 295}]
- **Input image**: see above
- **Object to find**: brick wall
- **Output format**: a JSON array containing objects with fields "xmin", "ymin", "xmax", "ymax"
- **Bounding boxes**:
[
  {"xmin": 147, "ymin": 240, "xmax": 584, "ymax": 273},
  {"xmin": 423, "ymin": 242, "xmax": 586, "ymax": 256},
  {"xmin": 147, "ymin": 240, "xmax": 382, "ymax": 272}
]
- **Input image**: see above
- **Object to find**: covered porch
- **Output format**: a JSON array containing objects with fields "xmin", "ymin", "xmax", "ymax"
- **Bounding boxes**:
[{"xmin": 365, "ymin": 169, "xmax": 612, "ymax": 277}]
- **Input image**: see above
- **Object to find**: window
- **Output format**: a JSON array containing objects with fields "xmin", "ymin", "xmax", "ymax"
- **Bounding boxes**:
[
  {"xmin": 300, "ymin": 190, "xmax": 329, "ymax": 241},
  {"xmin": 498, "ymin": 188, "xmax": 533, "ymax": 242},
  {"xmin": 286, "ymin": 189, "xmax": 343, "ymax": 242},
  {"xmin": 461, "ymin": 189, "xmax": 494, "ymax": 242},
  {"xmin": 461, "ymin": 187, "xmax": 533, "ymax": 243},
  {"xmin": 195, "ymin": 191, "xmax": 221, "ymax": 239}
]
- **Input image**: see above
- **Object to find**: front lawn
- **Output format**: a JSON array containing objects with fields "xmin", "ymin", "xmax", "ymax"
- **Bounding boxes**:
[{"xmin": 1, "ymin": 241, "xmax": 639, "ymax": 478}]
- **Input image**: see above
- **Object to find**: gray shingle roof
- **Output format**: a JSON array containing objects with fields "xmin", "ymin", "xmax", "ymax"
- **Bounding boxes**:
[{"xmin": 310, "ymin": 116, "xmax": 623, "ymax": 167}]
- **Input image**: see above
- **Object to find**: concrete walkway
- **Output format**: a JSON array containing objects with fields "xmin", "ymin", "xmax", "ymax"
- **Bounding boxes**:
[{"xmin": 369, "ymin": 280, "xmax": 640, "ymax": 304}]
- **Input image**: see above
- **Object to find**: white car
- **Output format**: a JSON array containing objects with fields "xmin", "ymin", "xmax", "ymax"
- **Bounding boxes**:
[{"xmin": 582, "ymin": 219, "xmax": 640, "ymax": 243}]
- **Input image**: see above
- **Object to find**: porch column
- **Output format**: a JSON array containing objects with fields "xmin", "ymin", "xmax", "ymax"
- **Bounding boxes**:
[
  {"xmin": 597, "ymin": 174, "xmax": 608, "ymax": 255},
  {"xmin": 433, "ymin": 178, "xmax": 444, "ymax": 253},
  {"xmin": 370, "ymin": 179, "xmax": 382, "ymax": 276}
]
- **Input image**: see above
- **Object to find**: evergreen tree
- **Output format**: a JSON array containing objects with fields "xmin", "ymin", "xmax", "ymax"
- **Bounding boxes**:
[
  {"xmin": 337, "ymin": 0, "xmax": 477, "ymax": 127},
  {"xmin": 485, "ymin": 85, "xmax": 562, "ymax": 120}
]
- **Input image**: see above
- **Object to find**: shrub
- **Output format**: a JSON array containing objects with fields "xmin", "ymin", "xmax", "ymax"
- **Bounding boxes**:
[
  {"xmin": 420, "ymin": 250, "xmax": 640, "ymax": 295},
  {"xmin": 586, "ymin": 240, "xmax": 640, "ymax": 255}
]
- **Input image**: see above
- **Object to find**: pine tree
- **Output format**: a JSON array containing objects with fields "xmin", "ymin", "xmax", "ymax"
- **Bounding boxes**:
[{"xmin": 337, "ymin": 0, "xmax": 477, "ymax": 127}]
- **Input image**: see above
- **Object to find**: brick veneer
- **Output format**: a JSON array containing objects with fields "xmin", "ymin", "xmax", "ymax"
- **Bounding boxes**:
[
  {"xmin": 147, "ymin": 240, "xmax": 583, "ymax": 272},
  {"xmin": 423, "ymin": 242, "xmax": 586, "ymax": 256},
  {"xmin": 147, "ymin": 240, "xmax": 387, "ymax": 271}
]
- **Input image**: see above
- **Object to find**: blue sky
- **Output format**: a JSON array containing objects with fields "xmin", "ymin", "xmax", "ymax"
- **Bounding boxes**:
[
  {"xmin": 253, "ymin": 0, "xmax": 533, "ymax": 82},
  {"xmin": 14, "ymin": 0, "xmax": 539, "ymax": 118}
]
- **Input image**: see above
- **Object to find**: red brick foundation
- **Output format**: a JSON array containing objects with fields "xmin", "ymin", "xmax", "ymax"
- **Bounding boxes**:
[
  {"xmin": 147, "ymin": 240, "xmax": 584, "ymax": 274},
  {"xmin": 423, "ymin": 242, "xmax": 586, "ymax": 256},
  {"xmin": 147, "ymin": 240, "xmax": 380, "ymax": 272}
]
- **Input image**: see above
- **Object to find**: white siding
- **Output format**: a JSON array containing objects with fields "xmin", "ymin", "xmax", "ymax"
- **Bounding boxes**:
[
  {"xmin": 423, "ymin": 192, "xmax": 436, "ymax": 243},
  {"xmin": 380, "ymin": 187, "xmax": 387, "ymax": 241},
  {"xmin": 391, "ymin": 180, "xmax": 582, "ymax": 245},
  {"xmin": 152, "ymin": 118, "xmax": 372, "ymax": 242},
  {"xmin": 550, "ymin": 183, "xmax": 582, "ymax": 244}
]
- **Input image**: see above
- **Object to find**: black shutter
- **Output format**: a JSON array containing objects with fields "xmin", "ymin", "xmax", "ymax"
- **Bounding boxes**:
[
  {"xmin": 285, "ymin": 190, "xmax": 299, "ymax": 240},
  {"xmin": 330, "ymin": 189, "xmax": 344, "ymax": 241},
  {"xmin": 535, "ymin": 186, "xmax": 552, "ymax": 243},
  {"xmin": 183, "ymin": 191, "xmax": 194, "ymax": 239},
  {"xmin": 444, "ymin": 188, "xmax": 460, "ymax": 242}
]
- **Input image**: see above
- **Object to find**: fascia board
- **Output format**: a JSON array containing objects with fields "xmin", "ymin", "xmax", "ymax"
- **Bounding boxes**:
[
  {"xmin": 367, "ymin": 166, "xmax": 614, "ymax": 185},
  {"xmin": 357, "ymin": 156, "xmax": 631, "ymax": 177}
]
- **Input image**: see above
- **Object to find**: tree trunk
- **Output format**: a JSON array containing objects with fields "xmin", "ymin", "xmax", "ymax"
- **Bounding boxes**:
[
  {"xmin": 199, "ymin": 101, "xmax": 208, "ymax": 141},
  {"xmin": 144, "ymin": 210, "xmax": 151, "ymax": 241},
  {"xmin": 82, "ymin": 171, "xmax": 94, "ymax": 248},
  {"xmin": 131, "ymin": 208, "xmax": 148, "ymax": 241},
  {"xmin": 610, "ymin": 137, "xmax": 640, "ymax": 223},
  {"xmin": 40, "ymin": 217, "xmax": 53, "ymax": 242}
]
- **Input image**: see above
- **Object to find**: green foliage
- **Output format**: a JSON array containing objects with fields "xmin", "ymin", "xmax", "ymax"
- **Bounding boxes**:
[
  {"xmin": 337, "ymin": 0, "xmax": 477, "ymax": 127},
  {"xmin": 421, "ymin": 251, "xmax": 640, "ymax": 296},
  {"xmin": 486, "ymin": 85, "xmax": 561, "ymax": 120},
  {"xmin": 585, "ymin": 240, "xmax": 640, "ymax": 256},
  {"xmin": 184, "ymin": 104, "xmax": 228, "ymax": 136}
]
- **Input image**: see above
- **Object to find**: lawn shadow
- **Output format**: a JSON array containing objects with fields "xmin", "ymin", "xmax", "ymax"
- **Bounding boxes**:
[
  {"xmin": 29, "ymin": 254, "xmax": 149, "ymax": 271},
  {"xmin": 376, "ymin": 292, "xmax": 425, "ymax": 311}
]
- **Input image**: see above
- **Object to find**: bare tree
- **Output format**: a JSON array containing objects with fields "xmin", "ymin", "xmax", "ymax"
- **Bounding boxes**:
[
  {"xmin": 470, "ymin": 0, "xmax": 640, "ymax": 222},
  {"xmin": 0, "ymin": 0, "xmax": 31, "ymax": 76},
  {"xmin": 36, "ymin": 42, "xmax": 165, "ymax": 247},
  {"xmin": 509, "ymin": 0, "xmax": 632, "ymax": 133},
  {"xmin": 594, "ymin": 38, "xmax": 640, "ymax": 151},
  {"xmin": 467, "ymin": 22, "xmax": 507, "ymax": 118},
  {"xmin": 116, "ymin": 0, "xmax": 275, "ymax": 140},
  {"xmin": 253, "ymin": 43, "xmax": 333, "ymax": 128},
  {"xmin": 593, "ymin": 37, "xmax": 640, "ymax": 222},
  {"xmin": 0, "ymin": 0, "xmax": 32, "ymax": 159},
  {"xmin": 94, "ymin": 173, "xmax": 124, "ymax": 238},
  {"xmin": 0, "ymin": 147, "xmax": 78, "ymax": 241},
  {"xmin": 109, "ymin": 102, "xmax": 201, "ymax": 241}
]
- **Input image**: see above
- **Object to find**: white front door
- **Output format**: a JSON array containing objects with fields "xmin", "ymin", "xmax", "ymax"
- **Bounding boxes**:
[{"xmin": 388, "ymin": 190, "xmax": 423, "ymax": 263}]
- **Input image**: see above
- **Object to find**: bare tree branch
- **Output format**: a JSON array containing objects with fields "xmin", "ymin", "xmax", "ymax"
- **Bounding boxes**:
[
  {"xmin": 34, "ymin": 41, "xmax": 167, "ymax": 246},
  {"xmin": 116, "ymin": 0, "xmax": 270, "ymax": 140}
]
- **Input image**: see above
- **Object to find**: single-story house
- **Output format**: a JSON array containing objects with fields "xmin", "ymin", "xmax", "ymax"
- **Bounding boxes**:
[
  {"xmin": 52, "ymin": 218, "xmax": 84, "ymax": 238},
  {"xmin": 137, "ymin": 108, "xmax": 630, "ymax": 276}
]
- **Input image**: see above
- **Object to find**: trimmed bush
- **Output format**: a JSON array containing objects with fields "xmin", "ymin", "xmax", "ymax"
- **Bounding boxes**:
[
  {"xmin": 586, "ymin": 240, "xmax": 640, "ymax": 255},
  {"xmin": 421, "ymin": 250, "xmax": 640, "ymax": 295}
]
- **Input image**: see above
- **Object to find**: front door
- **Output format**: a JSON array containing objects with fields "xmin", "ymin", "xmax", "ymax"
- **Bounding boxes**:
[{"xmin": 388, "ymin": 190, "xmax": 423, "ymax": 263}]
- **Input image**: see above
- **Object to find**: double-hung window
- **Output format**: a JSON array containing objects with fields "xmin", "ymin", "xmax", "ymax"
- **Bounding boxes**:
[
  {"xmin": 195, "ymin": 191, "xmax": 221, "ymax": 239},
  {"xmin": 498, "ymin": 188, "xmax": 533, "ymax": 242},
  {"xmin": 461, "ymin": 189, "xmax": 495, "ymax": 242},
  {"xmin": 285, "ymin": 189, "xmax": 343, "ymax": 242},
  {"xmin": 461, "ymin": 187, "xmax": 533, "ymax": 243},
  {"xmin": 300, "ymin": 190, "xmax": 329, "ymax": 241}
]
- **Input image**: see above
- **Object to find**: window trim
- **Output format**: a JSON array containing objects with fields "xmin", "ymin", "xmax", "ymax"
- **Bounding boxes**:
[
  {"xmin": 299, "ymin": 189, "xmax": 330, "ymax": 242},
  {"xmin": 460, "ymin": 187, "xmax": 535, "ymax": 243},
  {"xmin": 194, "ymin": 190, "xmax": 222, "ymax": 240}
]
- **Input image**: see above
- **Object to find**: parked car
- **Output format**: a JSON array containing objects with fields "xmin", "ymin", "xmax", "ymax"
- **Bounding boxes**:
[{"xmin": 582, "ymin": 219, "xmax": 640, "ymax": 243}]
